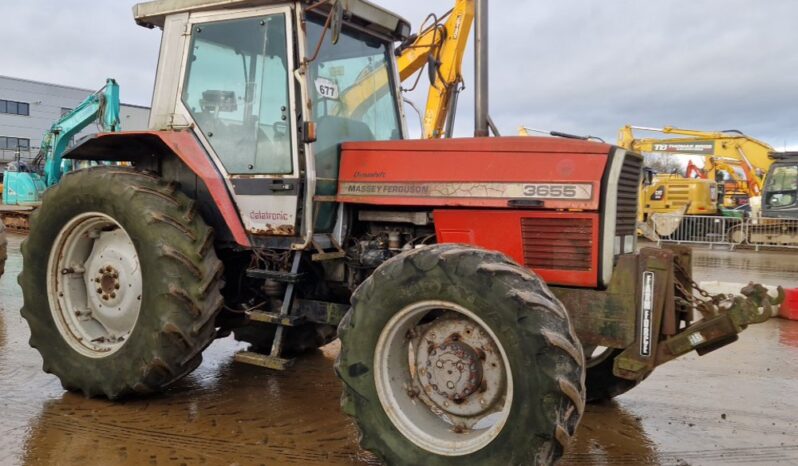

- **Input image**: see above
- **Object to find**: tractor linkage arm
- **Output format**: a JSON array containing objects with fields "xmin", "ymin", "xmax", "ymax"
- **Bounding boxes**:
[{"xmin": 553, "ymin": 246, "xmax": 784, "ymax": 382}]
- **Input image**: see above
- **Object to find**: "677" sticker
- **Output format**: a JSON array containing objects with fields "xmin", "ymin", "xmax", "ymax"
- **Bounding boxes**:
[{"xmin": 315, "ymin": 77, "xmax": 339, "ymax": 100}]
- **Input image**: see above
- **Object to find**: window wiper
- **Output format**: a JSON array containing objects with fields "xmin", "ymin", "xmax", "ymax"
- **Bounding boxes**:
[{"xmin": 520, "ymin": 127, "xmax": 605, "ymax": 143}]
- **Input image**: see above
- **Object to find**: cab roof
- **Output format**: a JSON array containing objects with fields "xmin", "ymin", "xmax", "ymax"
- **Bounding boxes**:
[{"xmin": 133, "ymin": 0, "xmax": 410, "ymax": 41}]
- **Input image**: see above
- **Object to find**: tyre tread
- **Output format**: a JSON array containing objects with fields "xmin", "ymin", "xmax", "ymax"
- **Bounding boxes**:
[
  {"xmin": 337, "ymin": 244, "xmax": 586, "ymax": 465},
  {"xmin": 20, "ymin": 167, "xmax": 224, "ymax": 399}
]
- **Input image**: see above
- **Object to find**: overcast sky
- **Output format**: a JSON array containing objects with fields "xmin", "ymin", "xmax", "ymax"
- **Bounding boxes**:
[{"xmin": 3, "ymin": 1, "xmax": 796, "ymax": 148}]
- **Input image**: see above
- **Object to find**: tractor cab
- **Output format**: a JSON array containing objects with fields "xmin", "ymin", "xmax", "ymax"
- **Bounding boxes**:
[{"xmin": 134, "ymin": 0, "xmax": 410, "ymax": 240}]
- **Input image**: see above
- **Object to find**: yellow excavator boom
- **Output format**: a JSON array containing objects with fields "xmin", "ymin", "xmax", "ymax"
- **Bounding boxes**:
[
  {"xmin": 402, "ymin": 0, "xmax": 474, "ymax": 138},
  {"xmin": 618, "ymin": 125, "xmax": 776, "ymax": 197},
  {"xmin": 338, "ymin": 0, "xmax": 474, "ymax": 139}
]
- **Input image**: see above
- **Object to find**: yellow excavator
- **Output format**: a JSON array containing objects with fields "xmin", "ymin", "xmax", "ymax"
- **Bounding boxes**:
[
  {"xmin": 618, "ymin": 125, "xmax": 777, "ymax": 210},
  {"xmin": 620, "ymin": 125, "xmax": 798, "ymax": 245}
]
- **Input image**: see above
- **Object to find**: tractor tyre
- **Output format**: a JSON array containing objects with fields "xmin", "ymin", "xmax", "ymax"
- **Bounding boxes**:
[
  {"xmin": 336, "ymin": 244, "xmax": 585, "ymax": 465},
  {"xmin": 20, "ymin": 167, "xmax": 224, "ymax": 399},
  {"xmin": 584, "ymin": 347, "xmax": 649, "ymax": 403},
  {"xmin": 233, "ymin": 322, "xmax": 336, "ymax": 355},
  {"xmin": 0, "ymin": 221, "xmax": 6, "ymax": 279}
]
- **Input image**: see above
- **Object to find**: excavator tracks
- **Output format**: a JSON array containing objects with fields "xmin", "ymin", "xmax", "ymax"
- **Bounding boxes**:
[{"xmin": 0, "ymin": 207, "xmax": 33, "ymax": 234}]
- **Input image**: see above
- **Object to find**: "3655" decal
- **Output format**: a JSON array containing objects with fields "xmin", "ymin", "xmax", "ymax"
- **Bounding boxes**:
[{"xmin": 523, "ymin": 183, "xmax": 592, "ymax": 200}]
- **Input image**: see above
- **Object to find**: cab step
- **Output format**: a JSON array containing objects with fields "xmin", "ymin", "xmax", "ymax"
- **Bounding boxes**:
[
  {"xmin": 311, "ymin": 234, "xmax": 346, "ymax": 261},
  {"xmin": 234, "ymin": 351, "xmax": 294, "ymax": 371}
]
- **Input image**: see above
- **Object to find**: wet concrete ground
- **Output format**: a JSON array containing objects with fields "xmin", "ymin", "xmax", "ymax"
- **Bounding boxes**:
[{"xmin": 1, "ymin": 233, "xmax": 797, "ymax": 465}]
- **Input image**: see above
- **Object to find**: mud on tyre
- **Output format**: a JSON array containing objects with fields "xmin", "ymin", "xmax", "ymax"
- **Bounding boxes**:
[
  {"xmin": 336, "ymin": 244, "xmax": 586, "ymax": 465},
  {"xmin": 20, "ymin": 167, "xmax": 224, "ymax": 399}
]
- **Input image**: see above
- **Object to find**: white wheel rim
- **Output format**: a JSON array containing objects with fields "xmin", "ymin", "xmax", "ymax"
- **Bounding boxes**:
[
  {"xmin": 47, "ymin": 212, "xmax": 143, "ymax": 358},
  {"xmin": 374, "ymin": 300, "xmax": 513, "ymax": 456}
]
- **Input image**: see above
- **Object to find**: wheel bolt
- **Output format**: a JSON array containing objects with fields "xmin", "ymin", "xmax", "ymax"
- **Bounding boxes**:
[
  {"xmin": 102, "ymin": 295, "xmax": 109, "ymax": 301},
  {"xmin": 446, "ymin": 381, "xmax": 455, "ymax": 389},
  {"xmin": 114, "ymin": 284, "xmax": 120, "ymax": 290},
  {"xmin": 96, "ymin": 288, "xmax": 103, "ymax": 294},
  {"xmin": 110, "ymin": 292, "xmax": 116, "ymax": 299}
]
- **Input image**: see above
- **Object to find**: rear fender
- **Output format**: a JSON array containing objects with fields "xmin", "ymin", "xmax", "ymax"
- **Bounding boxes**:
[{"xmin": 65, "ymin": 130, "xmax": 250, "ymax": 247}]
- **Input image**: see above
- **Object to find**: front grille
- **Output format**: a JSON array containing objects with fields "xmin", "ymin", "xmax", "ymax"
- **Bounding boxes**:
[
  {"xmin": 521, "ymin": 217, "xmax": 593, "ymax": 271},
  {"xmin": 616, "ymin": 153, "xmax": 642, "ymax": 236}
]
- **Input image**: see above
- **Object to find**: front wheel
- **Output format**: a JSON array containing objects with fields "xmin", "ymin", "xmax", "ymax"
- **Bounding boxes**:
[
  {"xmin": 20, "ymin": 167, "xmax": 224, "ymax": 399},
  {"xmin": 336, "ymin": 245, "xmax": 585, "ymax": 465}
]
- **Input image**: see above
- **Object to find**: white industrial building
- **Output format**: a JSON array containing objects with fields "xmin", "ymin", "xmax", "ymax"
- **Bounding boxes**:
[{"xmin": 0, "ymin": 75, "xmax": 150, "ymax": 165}]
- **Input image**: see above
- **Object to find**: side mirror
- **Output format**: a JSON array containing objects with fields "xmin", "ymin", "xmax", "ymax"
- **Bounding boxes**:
[{"xmin": 330, "ymin": 0, "xmax": 344, "ymax": 45}]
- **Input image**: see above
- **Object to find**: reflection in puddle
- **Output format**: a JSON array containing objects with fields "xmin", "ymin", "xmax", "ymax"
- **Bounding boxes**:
[{"xmin": 562, "ymin": 401, "xmax": 660, "ymax": 466}]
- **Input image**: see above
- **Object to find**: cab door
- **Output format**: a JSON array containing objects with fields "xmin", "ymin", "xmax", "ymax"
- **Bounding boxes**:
[{"xmin": 177, "ymin": 7, "xmax": 302, "ymax": 239}]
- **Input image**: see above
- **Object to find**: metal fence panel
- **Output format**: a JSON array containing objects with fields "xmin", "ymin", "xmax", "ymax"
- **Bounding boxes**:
[{"xmin": 651, "ymin": 214, "xmax": 798, "ymax": 250}]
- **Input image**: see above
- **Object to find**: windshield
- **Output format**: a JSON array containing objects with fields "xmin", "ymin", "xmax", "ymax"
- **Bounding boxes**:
[
  {"xmin": 305, "ymin": 14, "xmax": 402, "ymax": 145},
  {"xmin": 766, "ymin": 164, "xmax": 798, "ymax": 208}
]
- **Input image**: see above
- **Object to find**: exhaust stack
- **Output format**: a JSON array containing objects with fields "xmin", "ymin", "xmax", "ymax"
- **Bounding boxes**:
[{"xmin": 474, "ymin": 0, "xmax": 489, "ymax": 137}]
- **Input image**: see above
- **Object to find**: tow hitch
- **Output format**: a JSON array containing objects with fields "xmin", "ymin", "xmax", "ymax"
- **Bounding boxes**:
[{"xmin": 615, "ymin": 248, "xmax": 784, "ymax": 380}]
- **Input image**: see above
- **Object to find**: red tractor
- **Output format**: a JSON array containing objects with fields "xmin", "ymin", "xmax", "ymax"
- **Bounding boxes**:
[{"xmin": 19, "ymin": 0, "xmax": 779, "ymax": 464}]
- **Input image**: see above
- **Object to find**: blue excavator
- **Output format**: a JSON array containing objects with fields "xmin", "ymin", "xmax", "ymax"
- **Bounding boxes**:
[{"xmin": 0, "ymin": 78, "xmax": 121, "ymax": 231}]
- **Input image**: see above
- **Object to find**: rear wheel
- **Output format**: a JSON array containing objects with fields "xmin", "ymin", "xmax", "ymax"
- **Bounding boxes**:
[
  {"xmin": 584, "ymin": 346, "xmax": 649, "ymax": 403},
  {"xmin": 20, "ymin": 167, "xmax": 224, "ymax": 399},
  {"xmin": 337, "ymin": 244, "xmax": 585, "ymax": 465}
]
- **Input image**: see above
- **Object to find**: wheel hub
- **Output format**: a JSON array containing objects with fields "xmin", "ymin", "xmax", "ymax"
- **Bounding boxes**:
[
  {"xmin": 414, "ymin": 315, "xmax": 506, "ymax": 417},
  {"xmin": 96, "ymin": 266, "xmax": 121, "ymax": 301},
  {"xmin": 423, "ymin": 340, "xmax": 483, "ymax": 401}
]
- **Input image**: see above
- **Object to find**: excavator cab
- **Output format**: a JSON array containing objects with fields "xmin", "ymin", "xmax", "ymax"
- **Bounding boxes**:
[
  {"xmin": 134, "ymin": 0, "xmax": 410, "ymax": 243},
  {"xmin": 763, "ymin": 154, "xmax": 798, "ymax": 219}
]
